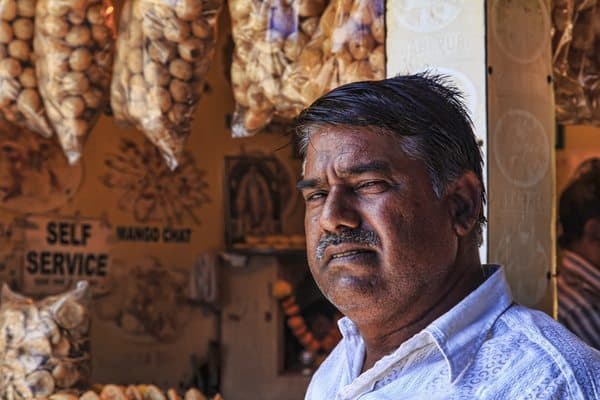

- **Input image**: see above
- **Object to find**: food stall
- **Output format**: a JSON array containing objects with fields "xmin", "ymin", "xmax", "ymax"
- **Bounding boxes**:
[{"xmin": 0, "ymin": 0, "xmax": 594, "ymax": 399}]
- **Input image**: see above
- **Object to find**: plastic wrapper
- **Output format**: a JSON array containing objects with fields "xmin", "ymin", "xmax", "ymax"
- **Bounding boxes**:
[
  {"xmin": 110, "ymin": 0, "xmax": 222, "ymax": 170},
  {"xmin": 282, "ymin": 0, "xmax": 385, "ymax": 111},
  {"xmin": 229, "ymin": 0, "xmax": 325, "ymax": 136},
  {"xmin": 230, "ymin": 0, "xmax": 384, "ymax": 137},
  {"xmin": 0, "ymin": 281, "xmax": 91, "ymax": 399},
  {"xmin": 552, "ymin": 0, "xmax": 600, "ymax": 125},
  {"xmin": 0, "ymin": 0, "xmax": 54, "ymax": 137},
  {"xmin": 34, "ymin": 0, "xmax": 115, "ymax": 164}
]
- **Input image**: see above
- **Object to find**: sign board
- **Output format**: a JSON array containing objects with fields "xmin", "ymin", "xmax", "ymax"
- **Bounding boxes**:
[{"xmin": 22, "ymin": 215, "xmax": 112, "ymax": 296}]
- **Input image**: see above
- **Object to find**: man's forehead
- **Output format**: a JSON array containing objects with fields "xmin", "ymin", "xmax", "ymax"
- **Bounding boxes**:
[
  {"xmin": 306, "ymin": 128, "xmax": 381, "ymax": 156},
  {"xmin": 304, "ymin": 144, "xmax": 374, "ymax": 178},
  {"xmin": 307, "ymin": 127, "xmax": 397, "ymax": 160}
]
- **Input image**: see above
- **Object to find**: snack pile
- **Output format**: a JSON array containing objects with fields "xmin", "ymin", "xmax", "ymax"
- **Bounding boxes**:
[{"xmin": 49, "ymin": 385, "xmax": 222, "ymax": 400}]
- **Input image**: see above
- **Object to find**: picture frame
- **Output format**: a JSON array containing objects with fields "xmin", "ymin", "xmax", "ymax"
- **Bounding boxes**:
[{"xmin": 224, "ymin": 155, "xmax": 283, "ymax": 249}]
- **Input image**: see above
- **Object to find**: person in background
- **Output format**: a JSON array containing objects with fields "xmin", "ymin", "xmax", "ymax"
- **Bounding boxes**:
[
  {"xmin": 558, "ymin": 158, "xmax": 600, "ymax": 349},
  {"xmin": 295, "ymin": 73, "xmax": 600, "ymax": 399}
]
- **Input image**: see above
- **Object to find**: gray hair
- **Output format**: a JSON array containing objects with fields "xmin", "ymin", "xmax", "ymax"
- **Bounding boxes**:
[{"xmin": 295, "ymin": 73, "xmax": 486, "ymax": 245}]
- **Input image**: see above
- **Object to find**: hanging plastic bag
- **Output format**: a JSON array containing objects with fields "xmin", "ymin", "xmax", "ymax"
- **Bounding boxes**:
[
  {"xmin": 229, "ymin": 0, "xmax": 327, "ymax": 137},
  {"xmin": 34, "ymin": 0, "xmax": 115, "ymax": 164},
  {"xmin": 552, "ymin": 0, "xmax": 600, "ymax": 125},
  {"xmin": 110, "ymin": 0, "xmax": 222, "ymax": 170},
  {"xmin": 0, "ymin": 0, "xmax": 53, "ymax": 137},
  {"xmin": 229, "ymin": 0, "xmax": 384, "ymax": 137},
  {"xmin": 0, "ymin": 281, "xmax": 91, "ymax": 399},
  {"xmin": 282, "ymin": 0, "xmax": 384, "ymax": 108}
]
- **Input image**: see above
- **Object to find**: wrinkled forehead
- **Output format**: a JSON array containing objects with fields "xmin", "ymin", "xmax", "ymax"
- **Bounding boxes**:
[{"xmin": 301, "ymin": 126, "xmax": 400, "ymax": 177}]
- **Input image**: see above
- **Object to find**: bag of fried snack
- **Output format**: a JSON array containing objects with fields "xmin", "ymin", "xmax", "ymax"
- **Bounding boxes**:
[
  {"xmin": 282, "ymin": 0, "xmax": 384, "ymax": 107},
  {"xmin": 33, "ymin": 0, "xmax": 115, "ymax": 165},
  {"xmin": 110, "ymin": 0, "xmax": 222, "ymax": 170},
  {"xmin": 0, "ymin": 281, "xmax": 91, "ymax": 399},
  {"xmin": 229, "ymin": 0, "xmax": 327, "ymax": 137},
  {"xmin": 552, "ymin": 0, "xmax": 600, "ymax": 125},
  {"xmin": 0, "ymin": 0, "xmax": 54, "ymax": 137}
]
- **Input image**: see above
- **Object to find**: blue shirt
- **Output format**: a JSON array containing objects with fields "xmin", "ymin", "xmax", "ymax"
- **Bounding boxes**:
[{"xmin": 306, "ymin": 266, "xmax": 600, "ymax": 399}]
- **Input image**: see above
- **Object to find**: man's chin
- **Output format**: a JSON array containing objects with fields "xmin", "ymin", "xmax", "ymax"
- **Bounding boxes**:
[{"xmin": 324, "ymin": 276, "xmax": 381, "ymax": 310}]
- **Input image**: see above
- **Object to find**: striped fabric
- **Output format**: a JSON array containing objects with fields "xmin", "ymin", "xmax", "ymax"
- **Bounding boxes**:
[{"xmin": 557, "ymin": 250, "xmax": 600, "ymax": 349}]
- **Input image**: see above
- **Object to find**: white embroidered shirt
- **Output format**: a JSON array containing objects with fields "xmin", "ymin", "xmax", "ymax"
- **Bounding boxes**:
[{"xmin": 305, "ymin": 266, "xmax": 600, "ymax": 400}]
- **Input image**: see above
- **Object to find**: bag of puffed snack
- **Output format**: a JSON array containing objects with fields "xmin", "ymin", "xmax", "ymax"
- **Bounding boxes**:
[
  {"xmin": 552, "ymin": 0, "xmax": 600, "ymax": 125},
  {"xmin": 33, "ymin": 0, "xmax": 115, "ymax": 164},
  {"xmin": 0, "ymin": 281, "xmax": 91, "ymax": 399},
  {"xmin": 229, "ymin": 0, "xmax": 328, "ymax": 137},
  {"xmin": 0, "ymin": 0, "xmax": 53, "ymax": 137},
  {"xmin": 110, "ymin": 0, "xmax": 222, "ymax": 170},
  {"xmin": 282, "ymin": 0, "xmax": 384, "ymax": 107}
]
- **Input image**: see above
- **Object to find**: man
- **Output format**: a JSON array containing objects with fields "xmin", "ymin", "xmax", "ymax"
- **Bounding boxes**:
[
  {"xmin": 558, "ymin": 159, "xmax": 600, "ymax": 349},
  {"xmin": 295, "ymin": 74, "xmax": 600, "ymax": 399}
]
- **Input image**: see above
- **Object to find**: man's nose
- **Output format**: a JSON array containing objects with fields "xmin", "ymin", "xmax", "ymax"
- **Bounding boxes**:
[{"xmin": 319, "ymin": 186, "xmax": 360, "ymax": 232}]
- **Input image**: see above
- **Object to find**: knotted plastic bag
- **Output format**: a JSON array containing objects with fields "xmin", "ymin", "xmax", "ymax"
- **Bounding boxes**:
[
  {"xmin": 110, "ymin": 0, "xmax": 222, "ymax": 170},
  {"xmin": 0, "ymin": 281, "xmax": 91, "ymax": 399},
  {"xmin": 0, "ymin": 0, "xmax": 53, "ymax": 137},
  {"xmin": 34, "ymin": 0, "xmax": 115, "ymax": 164},
  {"xmin": 552, "ymin": 0, "xmax": 600, "ymax": 125},
  {"xmin": 282, "ymin": 0, "xmax": 384, "ymax": 108},
  {"xmin": 229, "ymin": 0, "xmax": 328, "ymax": 137},
  {"xmin": 229, "ymin": 0, "xmax": 384, "ymax": 137}
]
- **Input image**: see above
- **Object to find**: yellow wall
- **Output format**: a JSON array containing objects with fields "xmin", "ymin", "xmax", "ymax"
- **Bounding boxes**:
[
  {"xmin": 556, "ymin": 125, "xmax": 600, "ymax": 193},
  {"xmin": 564, "ymin": 125, "xmax": 600, "ymax": 149}
]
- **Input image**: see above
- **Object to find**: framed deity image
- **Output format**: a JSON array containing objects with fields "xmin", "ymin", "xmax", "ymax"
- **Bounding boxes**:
[{"xmin": 224, "ymin": 155, "xmax": 283, "ymax": 249}]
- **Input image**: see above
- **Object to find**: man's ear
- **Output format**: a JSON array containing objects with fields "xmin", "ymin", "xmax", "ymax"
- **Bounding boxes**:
[
  {"xmin": 584, "ymin": 218, "xmax": 600, "ymax": 242},
  {"xmin": 445, "ymin": 171, "xmax": 482, "ymax": 237}
]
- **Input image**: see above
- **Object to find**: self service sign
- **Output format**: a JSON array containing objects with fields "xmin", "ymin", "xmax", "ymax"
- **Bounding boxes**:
[{"xmin": 23, "ymin": 216, "xmax": 111, "ymax": 296}]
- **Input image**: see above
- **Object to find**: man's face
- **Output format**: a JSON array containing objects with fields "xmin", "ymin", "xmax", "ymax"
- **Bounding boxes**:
[{"xmin": 299, "ymin": 127, "xmax": 460, "ymax": 325}]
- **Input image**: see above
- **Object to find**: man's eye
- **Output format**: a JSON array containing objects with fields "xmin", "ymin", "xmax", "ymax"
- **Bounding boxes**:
[
  {"xmin": 305, "ymin": 191, "xmax": 327, "ymax": 202},
  {"xmin": 355, "ymin": 180, "xmax": 388, "ymax": 194}
]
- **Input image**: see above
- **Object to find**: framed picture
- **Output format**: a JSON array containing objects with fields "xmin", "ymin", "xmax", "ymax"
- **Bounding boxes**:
[{"xmin": 224, "ymin": 155, "xmax": 283, "ymax": 249}]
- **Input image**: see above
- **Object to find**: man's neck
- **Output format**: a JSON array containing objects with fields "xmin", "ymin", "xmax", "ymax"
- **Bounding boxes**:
[{"xmin": 357, "ymin": 260, "xmax": 485, "ymax": 373}]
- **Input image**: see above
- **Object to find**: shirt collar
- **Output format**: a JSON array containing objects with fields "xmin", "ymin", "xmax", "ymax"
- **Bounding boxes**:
[
  {"xmin": 338, "ymin": 316, "xmax": 359, "ymax": 337},
  {"xmin": 337, "ymin": 265, "xmax": 513, "ymax": 383},
  {"xmin": 424, "ymin": 265, "xmax": 513, "ymax": 382}
]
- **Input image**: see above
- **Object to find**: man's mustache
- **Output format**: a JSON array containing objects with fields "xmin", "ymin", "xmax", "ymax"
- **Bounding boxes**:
[{"xmin": 315, "ymin": 228, "xmax": 381, "ymax": 261}]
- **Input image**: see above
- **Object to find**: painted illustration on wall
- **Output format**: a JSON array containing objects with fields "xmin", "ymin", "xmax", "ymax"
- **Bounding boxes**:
[
  {"xmin": 225, "ymin": 155, "xmax": 283, "ymax": 248},
  {"xmin": 94, "ymin": 256, "xmax": 192, "ymax": 343},
  {"xmin": 0, "ymin": 123, "xmax": 83, "ymax": 213},
  {"xmin": 0, "ymin": 217, "xmax": 28, "ymax": 289},
  {"xmin": 100, "ymin": 139, "xmax": 211, "ymax": 225}
]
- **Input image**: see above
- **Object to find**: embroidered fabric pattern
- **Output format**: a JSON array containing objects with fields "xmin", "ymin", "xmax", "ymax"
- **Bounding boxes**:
[{"xmin": 305, "ymin": 267, "xmax": 600, "ymax": 400}]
